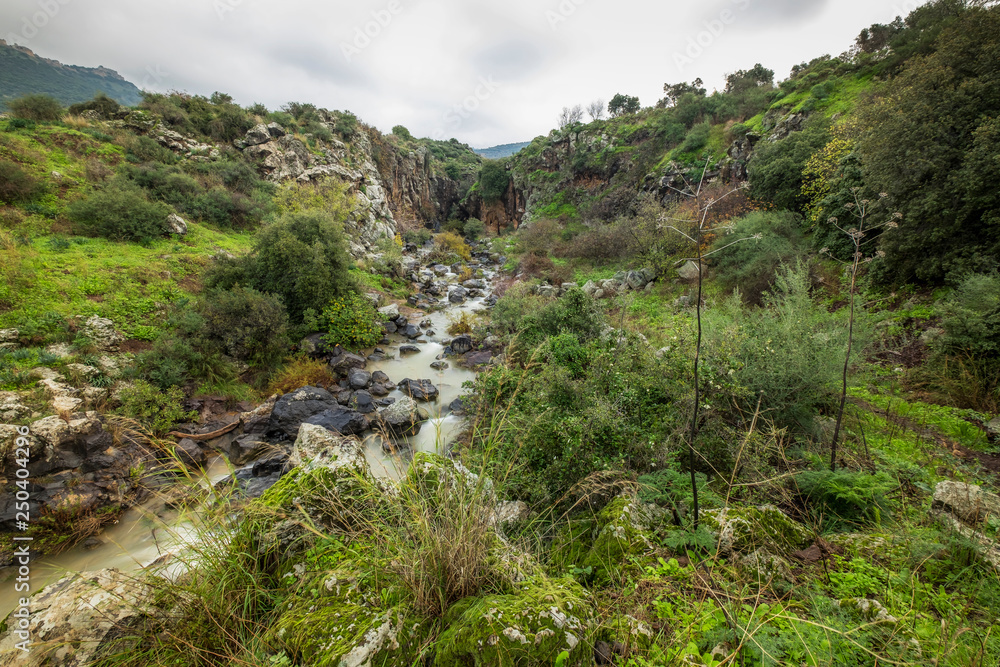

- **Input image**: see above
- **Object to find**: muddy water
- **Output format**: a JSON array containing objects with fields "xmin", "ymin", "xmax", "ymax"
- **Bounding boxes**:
[
  {"xmin": 0, "ymin": 457, "xmax": 233, "ymax": 617},
  {"xmin": 363, "ymin": 292, "xmax": 486, "ymax": 478},
  {"xmin": 0, "ymin": 266, "xmax": 495, "ymax": 618}
]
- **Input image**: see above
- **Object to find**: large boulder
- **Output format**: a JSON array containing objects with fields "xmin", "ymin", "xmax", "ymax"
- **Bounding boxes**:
[
  {"xmin": 269, "ymin": 386, "xmax": 339, "ymax": 438},
  {"xmin": 375, "ymin": 396, "xmax": 428, "ymax": 437},
  {"xmin": 165, "ymin": 213, "xmax": 188, "ymax": 235},
  {"xmin": 79, "ymin": 316, "xmax": 122, "ymax": 351},
  {"xmin": 302, "ymin": 407, "xmax": 368, "ymax": 436},
  {"xmin": 0, "ymin": 569, "xmax": 153, "ymax": 667},
  {"xmin": 701, "ymin": 505, "xmax": 812, "ymax": 557},
  {"xmin": 932, "ymin": 482, "xmax": 1000, "ymax": 529},
  {"xmin": 398, "ymin": 379, "xmax": 439, "ymax": 402}
]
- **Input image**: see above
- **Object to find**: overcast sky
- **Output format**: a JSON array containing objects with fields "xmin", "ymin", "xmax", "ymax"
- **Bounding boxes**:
[{"xmin": 2, "ymin": 0, "xmax": 924, "ymax": 147}]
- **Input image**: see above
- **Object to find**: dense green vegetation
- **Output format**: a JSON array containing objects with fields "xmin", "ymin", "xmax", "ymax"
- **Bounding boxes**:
[{"xmin": 2, "ymin": 1, "xmax": 999, "ymax": 665}]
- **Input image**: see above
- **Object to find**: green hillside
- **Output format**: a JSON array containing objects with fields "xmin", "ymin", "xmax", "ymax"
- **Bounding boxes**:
[{"xmin": 0, "ymin": 40, "xmax": 142, "ymax": 110}]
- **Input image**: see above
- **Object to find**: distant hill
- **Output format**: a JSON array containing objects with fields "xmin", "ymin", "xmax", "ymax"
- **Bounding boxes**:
[
  {"xmin": 473, "ymin": 141, "xmax": 531, "ymax": 159},
  {"xmin": 0, "ymin": 40, "xmax": 142, "ymax": 110}
]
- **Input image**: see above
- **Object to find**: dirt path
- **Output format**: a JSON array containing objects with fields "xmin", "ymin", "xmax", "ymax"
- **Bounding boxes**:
[{"xmin": 850, "ymin": 397, "xmax": 1000, "ymax": 476}]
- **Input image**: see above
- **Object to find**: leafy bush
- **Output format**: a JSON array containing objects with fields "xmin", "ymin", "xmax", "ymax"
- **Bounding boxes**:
[
  {"xmin": 794, "ymin": 469, "xmax": 895, "ymax": 530},
  {"xmin": 322, "ymin": 293, "xmax": 386, "ymax": 350},
  {"xmin": 429, "ymin": 231, "xmax": 471, "ymax": 263},
  {"xmin": 268, "ymin": 357, "xmax": 336, "ymax": 395},
  {"xmin": 7, "ymin": 94, "xmax": 63, "ymax": 121},
  {"xmin": 492, "ymin": 286, "xmax": 605, "ymax": 349},
  {"xmin": 116, "ymin": 380, "xmax": 197, "ymax": 435},
  {"xmin": 67, "ymin": 183, "xmax": 171, "ymax": 243},
  {"xmin": 391, "ymin": 125, "xmax": 413, "ymax": 140},
  {"xmin": 207, "ymin": 210, "xmax": 354, "ymax": 322},
  {"xmin": 0, "ymin": 161, "xmax": 46, "ymax": 204},
  {"xmin": 710, "ymin": 211, "xmax": 809, "ymax": 305},
  {"xmin": 402, "ymin": 228, "xmax": 433, "ymax": 246},
  {"xmin": 704, "ymin": 265, "xmax": 862, "ymax": 431},
  {"xmin": 198, "ymin": 287, "xmax": 289, "ymax": 367},
  {"xmin": 463, "ymin": 218, "xmax": 485, "ymax": 241},
  {"xmin": 678, "ymin": 121, "xmax": 711, "ymax": 154}
]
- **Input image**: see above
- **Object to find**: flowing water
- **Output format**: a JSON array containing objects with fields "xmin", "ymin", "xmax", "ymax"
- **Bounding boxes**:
[{"xmin": 0, "ymin": 265, "xmax": 494, "ymax": 617}]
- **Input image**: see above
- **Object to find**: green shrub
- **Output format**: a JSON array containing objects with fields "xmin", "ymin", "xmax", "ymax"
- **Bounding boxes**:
[
  {"xmin": 0, "ymin": 161, "xmax": 46, "ymax": 204},
  {"xmin": 463, "ymin": 218, "xmax": 485, "ymax": 241},
  {"xmin": 7, "ymin": 94, "xmax": 63, "ymax": 121},
  {"xmin": 470, "ymin": 333, "xmax": 687, "ymax": 505},
  {"xmin": 116, "ymin": 380, "xmax": 197, "ymax": 435},
  {"xmin": 198, "ymin": 287, "xmax": 289, "ymax": 367},
  {"xmin": 710, "ymin": 211, "xmax": 809, "ymax": 305},
  {"xmin": 678, "ymin": 121, "xmax": 711, "ymax": 154},
  {"xmin": 67, "ymin": 93, "xmax": 121, "ymax": 118},
  {"xmin": 322, "ymin": 293, "xmax": 386, "ymax": 350},
  {"xmin": 207, "ymin": 210, "xmax": 354, "ymax": 323},
  {"xmin": 704, "ymin": 265, "xmax": 862, "ymax": 432},
  {"xmin": 429, "ymin": 232, "xmax": 471, "ymax": 263},
  {"xmin": 392, "ymin": 125, "xmax": 413, "ymax": 140},
  {"xmin": 493, "ymin": 286, "xmax": 605, "ymax": 350},
  {"xmin": 402, "ymin": 228, "xmax": 433, "ymax": 246},
  {"xmin": 67, "ymin": 183, "xmax": 172, "ymax": 243},
  {"xmin": 748, "ymin": 117, "xmax": 829, "ymax": 211}
]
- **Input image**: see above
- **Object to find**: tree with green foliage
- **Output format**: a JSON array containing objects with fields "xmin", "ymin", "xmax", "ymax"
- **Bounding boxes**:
[
  {"xmin": 198, "ymin": 286, "xmax": 289, "ymax": 367},
  {"xmin": 392, "ymin": 125, "xmax": 413, "ymax": 140},
  {"xmin": 478, "ymin": 161, "xmax": 509, "ymax": 204},
  {"xmin": 7, "ymin": 94, "xmax": 62, "ymax": 121},
  {"xmin": 747, "ymin": 117, "xmax": 830, "ymax": 212},
  {"xmin": 608, "ymin": 93, "xmax": 640, "ymax": 117},
  {"xmin": 858, "ymin": 2, "xmax": 1000, "ymax": 283},
  {"xmin": 67, "ymin": 93, "xmax": 121, "ymax": 118}
]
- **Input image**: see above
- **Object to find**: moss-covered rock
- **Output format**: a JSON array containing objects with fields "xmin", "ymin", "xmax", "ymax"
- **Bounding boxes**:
[
  {"xmin": 271, "ymin": 568, "xmax": 430, "ymax": 666},
  {"xmin": 551, "ymin": 495, "xmax": 656, "ymax": 585},
  {"xmin": 601, "ymin": 614, "xmax": 655, "ymax": 655},
  {"xmin": 433, "ymin": 576, "xmax": 595, "ymax": 666},
  {"xmin": 701, "ymin": 505, "xmax": 811, "ymax": 556},
  {"xmin": 259, "ymin": 424, "xmax": 384, "ymax": 529},
  {"xmin": 404, "ymin": 451, "xmax": 495, "ymax": 501}
]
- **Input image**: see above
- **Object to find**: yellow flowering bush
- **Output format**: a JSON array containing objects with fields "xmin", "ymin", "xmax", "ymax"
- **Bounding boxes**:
[{"xmin": 322, "ymin": 293, "xmax": 386, "ymax": 350}]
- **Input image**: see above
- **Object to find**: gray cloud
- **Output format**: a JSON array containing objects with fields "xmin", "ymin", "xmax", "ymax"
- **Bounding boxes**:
[{"xmin": 0, "ymin": 0, "xmax": 907, "ymax": 147}]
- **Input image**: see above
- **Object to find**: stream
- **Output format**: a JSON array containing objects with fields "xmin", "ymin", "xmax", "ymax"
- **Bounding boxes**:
[{"xmin": 0, "ymin": 259, "xmax": 496, "ymax": 618}]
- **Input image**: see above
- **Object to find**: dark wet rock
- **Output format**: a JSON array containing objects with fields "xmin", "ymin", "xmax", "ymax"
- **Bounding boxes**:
[
  {"xmin": 302, "ymin": 406, "xmax": 368, "ymax": 436},
  {"xmin": 229, "ymin": 434, "xmax": 272, "ymax": 466},
  {"xmin": 173, "ymin": 438, "xmax": 207, "ymax": 469},
  {"xmin": 369, "ymin": 383, "xmax": 389, "ymax": 397},
  {"xmin": 351, "ymin": 390, "xmax": 376, "ymax": 414},
  {"xmin": 448, "ymin": 397, "xmax": 467, "ymax": 416},
  {"xmin": 269, "ymin": 386, "xmax": 339, "ymax": 438},
  {"xmin": 399, "ymin": 344, "xmax": 421, "ymax": 355},
  {"xmin": 399, "ymin": 378, "xmax": 439, "ymax": 402},
  {"xmin": 450, "ymin": 334, "xmax": 474, "ymax": 355},
  {"xmin": 384, "ymin": 321, "xmax": 398, "ymax": 334},
  {"xmin": 329, "ymin": 352, "xmax": 367, "ymax": 375},
  {"xmin": 463, "ymin": 350, "xmax": 493, "ymax": 367},
  {"xmin": 336, "ymin": 389, "xmax": 353, "ymax": 406},
  {"xmin": 430, "ymin": 360, "xmax": 450, "ymax": 370},
  {"xmin": 348, "ymin": 368, "xmax": 372, "ymax": 390},
  {"xmin": 402, "ymin": 324, "xmax": 421, "ymax": 339},
  {"xmin": 299, "ymin": 333, "xmax": 334, "ymax": 358},
  {"xmin": 372, "ymin": 370, "xmax": 391, "ymax": 384}
]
